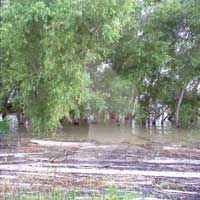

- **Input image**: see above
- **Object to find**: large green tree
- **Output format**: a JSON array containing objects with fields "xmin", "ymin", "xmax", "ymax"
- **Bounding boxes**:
[
  {"xmin": 1, "ymin": 0, "xmax": 134, "ymax": 132},
  {"xmin": 111, "ymin": 0, "xmax": 200, "ymax": 128},
  {"xmin": 148, "ymin": 0, "xmax": 200, "ymax": 127}
]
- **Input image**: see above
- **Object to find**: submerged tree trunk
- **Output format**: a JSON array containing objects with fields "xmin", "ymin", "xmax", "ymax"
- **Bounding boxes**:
[
  {"xmin": 175, "ymin": 82, "xmax": 187, "ymax": 128},
  {"xmin": 2, "ymin": 98, "xmax": 9, "ymax": 119},
  {"xmin": 1, "ymin": 89, "xmax": 14, "ymax": 119}
]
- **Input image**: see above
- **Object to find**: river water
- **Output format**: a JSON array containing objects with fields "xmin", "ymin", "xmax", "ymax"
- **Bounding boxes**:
[
  {"xmin": 1, "ymin": 114, "xmax": 199, "ymax": 147},
  {"xmin": 57, "ymin": 123, "xmax": 200, "ymax": 147}
]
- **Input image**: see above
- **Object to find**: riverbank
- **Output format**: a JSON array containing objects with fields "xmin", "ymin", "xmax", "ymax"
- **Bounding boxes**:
[{"xmin": 0, "ymin": 137, "xmax": 200, "ymax": 199}]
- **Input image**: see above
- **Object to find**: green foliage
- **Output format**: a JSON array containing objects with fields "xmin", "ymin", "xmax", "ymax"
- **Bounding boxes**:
[
  {"xmin": 102, "ymin": 185, "xmax": 141, "ymax": 200},
  {"xmin": 0, "ymin": 118, "xmax": 10, "ymax": 134},
  {"xmin": 134, "ymin": 101, "xmax": 148, "ymax": 125},
  {"xmin": 106, "ymin": 76, "xmax": 133, "ymax": 114},
  {"xmin": 179, "ymin": 103, "xmax": 199, "ymax": 128},
  {"xmin": 1, "ymin": 0, "xmax": 134, "ymax": 132},
  {"xmin": 86, "ymin": 66, "xmax": 134, "ymax": 115},
  {"xmin": 1, "ymin": 0, "xmax": 200, "ymax": 130},
  {"xmin": 111, "ymin": 0, "xmax": 200, "ymax": 128}
]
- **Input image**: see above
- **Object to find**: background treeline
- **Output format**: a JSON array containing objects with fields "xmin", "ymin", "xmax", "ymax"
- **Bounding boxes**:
[{"xmin": 0, "ymin": 0, "xmax": 200, "ymax": 133}]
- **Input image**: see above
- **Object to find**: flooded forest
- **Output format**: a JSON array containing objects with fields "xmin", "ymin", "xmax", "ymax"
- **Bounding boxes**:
[{"xmin": 0, "ymin": 0, "xmax": 200, "ymax": 199}]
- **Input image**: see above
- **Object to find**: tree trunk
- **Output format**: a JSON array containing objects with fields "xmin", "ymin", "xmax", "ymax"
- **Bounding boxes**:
[
  {"xmin": 2, "ymin": 102, "xmax": 8, "ymax": 119},
  {"xmin": 175, "ymin": 82, "xmax": 187, "ymax": 128}
]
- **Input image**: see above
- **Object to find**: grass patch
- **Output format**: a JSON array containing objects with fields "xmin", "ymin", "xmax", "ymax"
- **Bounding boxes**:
[
  {"xmin": 6, "ymin": 187, "xmax": 142, "ymax": 200},
  {"xmin": 7, "ymin": 190, "xmax": 79, "ymax": 200}
]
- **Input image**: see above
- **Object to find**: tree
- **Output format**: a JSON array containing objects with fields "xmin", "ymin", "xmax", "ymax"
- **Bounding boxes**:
[
  {"xmin": 111, "ymin": 2, "xmax": 170, "ymax": 125},
  {"xmin": 111, "ymin": 0, "xmax": 200, "ymax": 128},
  {"xmin": 1, "ymin": 0, "xmax": 134, "ymax": 132},
  {"xmin": 148, "ymin": 0, "xmax": 200, "ymax": 127},
  {"xmin": 86, "ymin": 64, "xmax": 134, "ymax": 118}
]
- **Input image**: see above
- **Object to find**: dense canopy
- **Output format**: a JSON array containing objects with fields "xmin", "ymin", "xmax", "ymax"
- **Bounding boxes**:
[{"xmin": 1, "ymin": 0, "xmax": 200, "ymax": 133}]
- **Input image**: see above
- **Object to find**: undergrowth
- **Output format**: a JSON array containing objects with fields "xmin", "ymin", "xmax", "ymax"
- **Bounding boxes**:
[{"xmin": 6, "ymin": 187, "xmax": 142, "ymax": 200}]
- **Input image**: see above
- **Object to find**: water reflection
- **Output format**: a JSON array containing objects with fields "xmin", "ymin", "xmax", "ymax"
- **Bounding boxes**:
[
  {"xmin": 87, "ymin": 123, "xmax": 200, "ymax": 146},
  {"xmin": 1, "ymin": 114, "xmax": 199, "ymax": 147}
]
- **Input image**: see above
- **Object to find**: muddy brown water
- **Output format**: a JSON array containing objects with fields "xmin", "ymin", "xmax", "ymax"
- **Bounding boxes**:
[
  {"xmin": 7, "ymin": 123, "xmax": 200, "ymax": 146},
  {"xmin": 0, "ymin": 116, "xmax": 200, "ymax": 199},
  {"xmin": 1, "ymin": 114, "xmax": 200, "ymax": 147}
]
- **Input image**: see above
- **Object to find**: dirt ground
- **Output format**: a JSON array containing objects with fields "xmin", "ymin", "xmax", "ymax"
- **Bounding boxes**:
[{"xmin": 0, "ymin": 137, "xmax": 200, "ymax": 199}]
